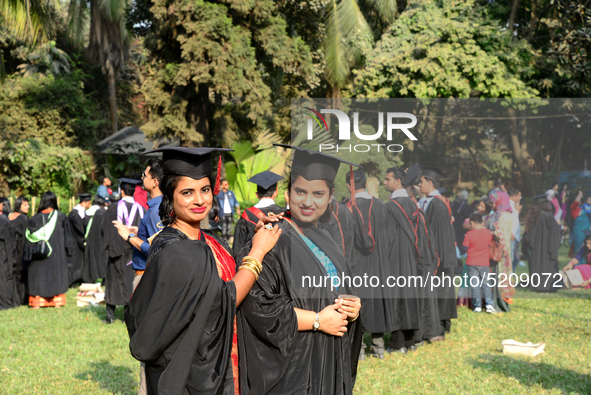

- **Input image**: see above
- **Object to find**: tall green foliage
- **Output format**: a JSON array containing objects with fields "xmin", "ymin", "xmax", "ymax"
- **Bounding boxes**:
[
  {"xmin": 140, "ymin": 0, "xmax": 314, "ymax": 147},
  {"xmin": 0, "ymin": 139, "xmax": 92, "ymax": 197},
  {"xmin": 0, "ymin": 70, "xmax": 107, "ymax": 148},
  {"xmin": 352, "ymin": 0, "xmax": 539, "ymax": 99}
]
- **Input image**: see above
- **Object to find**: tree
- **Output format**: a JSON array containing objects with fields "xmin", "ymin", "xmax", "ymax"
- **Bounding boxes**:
[
  {"xmin": 83, "ymin": 0, "xmax": 130, "ymax": 134},
  {"xmin": 351, "ymin": 0, "xmax": 541, "ymax": 195},
  {"xmin": 140, "ymin": 0, "xmax": 314, "ymax": 147},
  {"xmin": 0, "ymin": 0, "xmax": 57, "ymax": 82},
  {"xmin": 323, "ymin": 0, "xmax": 398, "ymax": 98}
]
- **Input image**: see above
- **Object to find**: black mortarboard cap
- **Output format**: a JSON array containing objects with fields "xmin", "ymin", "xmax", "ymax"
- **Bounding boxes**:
[
  {"xmin": 140, "ymin": 147, "xmax": 233, "ymax": 180},
  {"xmin": 117, "ymin": 178, "xmax": 142, "ymax": 187},
  {"xmin": 421, "ymin": 166, "xmax": 447, "ymax": 183},
  {"xmin": 248, "ymin": 171, "xmax": 284, "ymax": 189},
  {"xmin": 405, "ymin": 163, "xmax": 420, "ymax": 187},
  {"xmin": 438, "ymin": 188, "xmax": 447, "ymax": 195},
  {"xmin": 274, "ymin": 144, "xmax": 360, "ymax": 182},
  {"xmin": 533, "ymin": 194, "xmax": 548, "ymax": 204},
  {"xmin": 77, "ymin": 193, "xmax": 92, "ymax": 202},
  {"xmin": 582, "ymin": 230, "xmax": 591, "ymax": 238}
]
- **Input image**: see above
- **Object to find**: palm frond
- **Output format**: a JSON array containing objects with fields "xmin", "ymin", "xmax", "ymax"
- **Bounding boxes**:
[
  {"xmin": 67, "ymin": 0, "xmax": 89, "ymax": 46},
  {"xmin": 363, "ymin": 0, "xmax": 397, "ymax": 23},
  {"xmin": 0, "ymin": 0, "xmax": 57, "ymax": 45},
  {"xmin": 338, "ymin": 0, "xmax": 373, "ymax": 64},
  {"xmin": 324, "ymin": 0, "xmax": 350, "ymax": 87}
]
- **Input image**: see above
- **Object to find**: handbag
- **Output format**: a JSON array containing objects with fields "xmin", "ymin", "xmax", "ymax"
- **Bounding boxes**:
[
  {"xmin": 489, "ymin": 235, "xmax": 503, "ymax": 262},
  {"xmin": 25, "ymin": 213, "xmax": 51, "ymax": 260}
]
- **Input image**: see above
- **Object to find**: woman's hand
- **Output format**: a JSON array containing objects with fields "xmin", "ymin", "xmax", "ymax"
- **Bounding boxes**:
[
  {"xmin": 250, "ymin": 224, "xmax": 282, "ymax": 256},
  {"xmin": 254, "ymin": 212, "xmax": 284, "ymax": 232},
  {"xmin": 318, "ymin": 301, "xmax": 348, "ymax": 337},
  {"xmin": 337, "ymin": 297, "xmax": 361, "ymax": 321}
]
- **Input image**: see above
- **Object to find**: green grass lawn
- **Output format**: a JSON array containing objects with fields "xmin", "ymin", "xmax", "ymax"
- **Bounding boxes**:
[{"xmin": 1, "ymin": 244, "xmax": 590, "ymax": 394}]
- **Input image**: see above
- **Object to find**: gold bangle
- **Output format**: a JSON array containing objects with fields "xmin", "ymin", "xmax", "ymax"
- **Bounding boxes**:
[
  {"xmin": 240, "ymin": 261, "xmax": 261, "ymax": 276},
  {"xmin": 242, "ymin": 256, "xmax": 262, "ymax": 272},
  {"xmin": 242, "ymin": 256, "xmax": 262, "ymax": 268},
  {"xmin": 239, "ymin": 265, "xmax": 259, "ymax": 280}
]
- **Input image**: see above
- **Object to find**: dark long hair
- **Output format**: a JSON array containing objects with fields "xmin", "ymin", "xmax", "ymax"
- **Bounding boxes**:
[
  {"xmin": 159, "ymin": 174, "xmax": 219, "ymax": 226},
  {"xmin": 0, "ymin": 198, "xmax": 11, "ymax": 215},
  {"xmin": 524, "ymin": 203, "xmax": 545, "ymax": 234},
  {"xmin": 15, "ymin": 196, "xmax": 29, "ymax": 215},
  {"xmin": 37, "ymin": 191, "xmax": 58, "ymax": 213},
  {"xmin": 287, "ymin": 173, "xmax": 335, "ymax": 224}
]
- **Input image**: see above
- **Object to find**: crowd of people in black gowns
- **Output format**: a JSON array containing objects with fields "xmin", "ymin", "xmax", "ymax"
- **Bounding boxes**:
[{"xmin": 0, "ymin": 144, "xmax": 587, "ymax": 395}]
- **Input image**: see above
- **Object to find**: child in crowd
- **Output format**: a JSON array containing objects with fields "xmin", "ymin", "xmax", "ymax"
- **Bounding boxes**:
[{"xmin": 463, "ymin": 213, "xmax": 495, "ymax": 313}]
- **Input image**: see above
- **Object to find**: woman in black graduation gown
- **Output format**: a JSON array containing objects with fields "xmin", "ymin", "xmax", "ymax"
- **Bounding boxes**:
[
  {"xmin": 9, "ymin": 197, "xmax": 30, "ymax": 305},
  {"xmin": 522, "ymin": 199, "xmax": 561, "ymax": 292},
  {"xmin": 237, "ymin": 145, "xmax": 363, "ymax": 395},
  {"xmin": 25, "ymin": 191, "xmax": 72, "ymax": 308},
  {"xmin": 124, "ymin": 147, "xmax": 281, "ymax": 395}
]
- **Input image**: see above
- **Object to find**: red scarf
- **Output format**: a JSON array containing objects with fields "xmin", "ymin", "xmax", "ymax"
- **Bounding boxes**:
[{"xmin": 200, "ymin": 232, "xmax": 240, "ymax": 395}]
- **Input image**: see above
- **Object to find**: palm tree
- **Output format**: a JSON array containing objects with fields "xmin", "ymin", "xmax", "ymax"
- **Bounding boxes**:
[
  {"xmin": 324, "ymin": 0, "xmax": 398, "ymax": 98},
  {"xmin": 0, "ymin": 0, "xmax": 57, "ymax": 82},
  {"xmin": 84, "ymin": 0, "xmax": 130, "ymax": 134}
]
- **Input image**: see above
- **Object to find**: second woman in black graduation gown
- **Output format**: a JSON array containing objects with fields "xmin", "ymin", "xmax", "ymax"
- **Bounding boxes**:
[
  {"xmin": 237, "ymin": 217, "xmax": 363, "ymax": 395},
  {"xmin": 237, "ymin": 145, "xmax": 363, "ymax": 395}
]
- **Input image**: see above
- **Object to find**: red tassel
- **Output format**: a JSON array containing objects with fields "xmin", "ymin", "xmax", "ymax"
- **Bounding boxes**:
[
  {"xmin": 213, "ymin": 155, "xmax": 222, "ymax": 195},
  {"xmin": 350, "ymin": 165, "xmax": 356, "ymax": 208}
]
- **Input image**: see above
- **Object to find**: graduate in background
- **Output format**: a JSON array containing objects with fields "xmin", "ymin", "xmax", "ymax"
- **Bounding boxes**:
[
  {"xmin": 25, "ymin": 191, "xmax": 72, "ymax": 308},
  {"xmin": 9, "ymin": 196, "xmax": 30, "ymax": 305},
  {"xmin": 125, "ymin": 147, "xmax": 280, "ymax": 395},
  {"xmin": 232, "ymin": 170, "xmax": 285, "ymax": 254},
  {"xmin": 68, "ymin": 193, "xmax": 92, "ymax": 285},
  {"xmin": 238, "ymin": 145, "xmax": 363, "ymax": 395},
  {"xmin": 103, "ymin": 178, "xmax": 144, "ymax": 324},
  {"xmin": 418, "ymin": 166, "xmax": 458, "ymax": 337},
  {"xmin": 403, "ymin": 165, "xmax": 443, "ymax": 344},
  {"xmin": 82, "ymin": 196, "xmax": 108, "ymax": 283},
  {"xmin": 0, "ymin": 208, "xmax": 18, "ymax": 310},
  {"xmin": 319, "ymin": 195, "xmax": 355, "ymax": 259},
  {"xmin": 346, "ymin": 168, "xmax": 392, "ymax": 359},
  {"xmin": 522, "ymin": 195, "xmax": 562, "ymax": 292}
]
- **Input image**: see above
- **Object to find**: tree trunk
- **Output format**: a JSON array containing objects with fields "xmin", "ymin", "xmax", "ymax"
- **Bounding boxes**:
[
  {"xmin": 554, "ymin": 126, "xmax": 565, "ymax": 184},
  {"xmin": 186, "ymin": 83, "xmax": 210, "ymax": 147},
  {"xmin": 509, "ymin": 0, "xmax": 521, "ymax": 35},
  {"xmin": 508, "ymin": 108, "xmax": 535, "ymax": 196},
  {"xmin": 527, "ymin": 0, "xmax": 538, "ymax": 42},
  {"xmin": 107, "ymin": 61, "xmax": 118, "ymax": 134}
]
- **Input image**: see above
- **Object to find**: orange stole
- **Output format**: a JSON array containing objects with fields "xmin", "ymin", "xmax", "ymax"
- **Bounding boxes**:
[{"xmin": 203, "ymin": 233, "xmax": 240, "ymax": 395}]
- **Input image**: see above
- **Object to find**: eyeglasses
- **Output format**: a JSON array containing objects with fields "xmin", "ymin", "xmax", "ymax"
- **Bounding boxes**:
[{"xmin": 141, "ymin": 171, "xmax": 146, "ymax": 180}]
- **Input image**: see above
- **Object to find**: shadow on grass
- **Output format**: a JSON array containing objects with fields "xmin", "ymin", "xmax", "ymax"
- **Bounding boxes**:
[
  {"xmin": 79, "ymin": 304, "xmax": 126, "ymax": 322},
  {"xmin": 75, "ymin": 360, "xmax": 137, "ymax": 394},
  {"xmin": 469, "ymin": 354, "xmax": 591, "ymax": 393}
]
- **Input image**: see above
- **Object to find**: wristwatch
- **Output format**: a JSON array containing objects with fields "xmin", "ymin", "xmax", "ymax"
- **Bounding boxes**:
[
  {"xmin": 312, "ymin": 312, "xmax": 320, "ymax": 331},
  {"xmin": 127, "ymin": 233, "xmax": 136, "ymax": 243}
]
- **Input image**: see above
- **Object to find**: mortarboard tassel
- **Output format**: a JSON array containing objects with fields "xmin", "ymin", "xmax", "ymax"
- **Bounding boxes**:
[{"xmin": 213, "ymin": 155, "xmax": 222, "ymax": 196}]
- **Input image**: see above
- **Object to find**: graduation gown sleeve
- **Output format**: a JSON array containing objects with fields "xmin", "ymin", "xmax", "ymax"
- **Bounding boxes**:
[{"xmin": 126, "ymin": 233, "xmax": 236, "ymax": 395}]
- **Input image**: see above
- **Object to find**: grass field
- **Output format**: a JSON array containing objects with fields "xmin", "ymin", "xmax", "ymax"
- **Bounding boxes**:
[{"xmin": 1, "ymin": 245, "xmax": 590, "ymax": 394}]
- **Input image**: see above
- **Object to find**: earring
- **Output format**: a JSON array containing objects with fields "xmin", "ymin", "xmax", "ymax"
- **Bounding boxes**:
[{"xmin": 169, "ymin": 210, "xmax": 174, "ymax": 217}]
